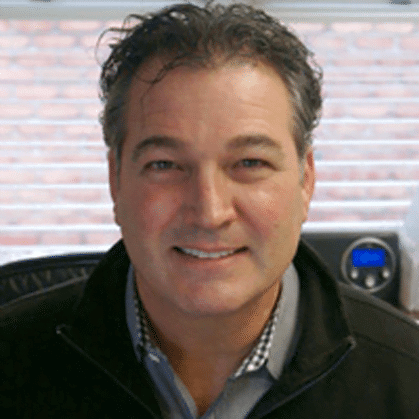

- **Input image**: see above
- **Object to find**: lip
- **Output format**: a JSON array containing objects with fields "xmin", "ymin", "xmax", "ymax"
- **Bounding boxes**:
[
  {"xmin": 174, "ymin": 246, "xmax": 243, "ymax": 253},
  {"xmin": 172, "ymin": 246, "xmax": 248, "ymax": 260}
]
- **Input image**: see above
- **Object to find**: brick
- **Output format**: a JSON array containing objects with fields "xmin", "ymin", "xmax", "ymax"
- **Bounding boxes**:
[
  {"xmin": 60, "ymin": 52, "xmax": 96, "ymax": 67},
  {"xmin": 373, "ymin": 85, "xmax": 419, "ymax": 98},
  {"xmin": 0, "ymin": 190, "xmax": 14, "ymax": 204},
  {"xmin": 315, "ymin": 168, "xmax": 345, "ymax": 182},
  {"xmin": 373, "ymin": 123, "xmax": 419, "ymax": 139},
  {"xmin": 16, "ymin": 85, "xmax": 58, "ymax": 100},
  {"xmin": 0, "ymin": 150, "xmax": 18, "ymax": 164},
  {"xmin": 367, "ymin": 186, "xmax": 414, "ymax": 200},
  {"xmin": 0, "ymin": 103, "xmax": 34, "ymax": 118},
  {"xmin": 376, "ymin": 58, "xmax": 419, "ymax": 66},
  {"xmin": 323, "ymin": 85, "xmax": 372, "ymax": 99},
  {"xmin": 83, "ymin": 170, "xmax": 108, "ymax": 184},
  {"xmin": 80, "ymin": 35, "xmax": 102, "ymax": 49},
  {"xmin": 14, "ymin": 150, "xmax": 96, "ymax": 164},
  {"xmin": 59, "ymin": 21, "xmax": 102, "ymax": 32},
  {"xmin": 16, "ymin": 52, "xmax": 57, "ymax": 67},
  {"xmin": 321, "ymin": 105, "xmax": 346, "ymax": 118},
  {"xmin": 17, "ymin": 189, "xmax": 55, "ymax": 204},
  {"xmin": 318, "ymin": 123, "xmax": 371, "ymax": 140},
  {"xmin": 82, "ymin": 103, "xmax": 102, "ymax": 119},
  {"xmin": 15, "ymin": 150, "xmax": 50, "ymax": 165},
  {"xmin": 288, "ymin": 23, "xmax": 325, "ymax": 34},
  {"xmin": 12, "ymin": 20, "xmax": 54, "ymax": 32},
  {"xmin": 37, "ymin": 169, "xmax": 86, "ymax": 184},
  {"xmin": 330, "ymin": 57, "xmax": 376, "ymax": 67},
  {"xmin": 60, "ymin": 189, "xmax": 104, "ymax": 203},
  {"xmin": 52, "ymin": 209, "xmax": 112, "ymax": 225},
  {"xmin": 350, "ymin": 105, "xmax": 391, "ymax": 118},
  {"xmin": 0, "ymin": 125, "xmax": 14, "ymax": 136},
  {"xmin": 394, "ymin": 105, "xmax": 419, "ymax": 118},
  {"xmin": 63, "ymin": 124, "xmax": 102, "ymax": 137},
  {"xmin": 313, "ymin": 209, "xmax": 367, "ymax": 223},
  {"xmin": 355, "ymin": 37, "xmax": 393, "ymax": 49},
  {"xmin": 317, "ymin": 143, "xmax": 419, "ymax": 161},
  {"xmin": 0, "ymin": 68, "xmax": 34, "ymax": 81},
  {"xmin": 34, "ymin": 35, "xmax": 76, "ymax": 48},
  {"xmin": 104, "ymin": 20, "xmax": 124, "ymax": 29},
  {"xmin": 0, "ymin": 169, "xmax": 36, "ymax": 184},
  {"xmin": 1, "ymin": 209, "xmax": 30, "ymax": 225},
  {"xmin": 0, "ymin": 85, "xmax": 10, "ymax": 98},
  {"xmin": 38, "ymin": 103, "xmax": 80, "ymax": 119},
  {"xmin": 376, "ymin": 23, "xmax": 414, "ymax": 33},
  {"xmin": 0, "ymin": 36, "xmax": 30, "ymax": 48},
  {"xmin": 86, "ymin": 68, "xmax": 101, "ymax": 80},
  {"xmin": 36, "ymin": 67, "xmax": 82, "ymax": 81},
  {"xmin": 310, "ymin": 36, "xmax": 347, "ymax": 50},
  {"xmin": 40, "ymin": 232, "xmax": 83, "ymax": 246},
  {"xmin": 0, "ymin": 20, "xmax": 10, "ymax": 31},
  {"xmin": 18, "ymin": 124, "xmax": 58, "ymax": 137},
  {"xmin": 0, "ymin": 234, "xmax": 39, "ymax": 246},
  {"xmin": 84, "ymin": 231, "xmax": 121, "ymax": 245},
  {"xmin": 62, "ymin": 84, "xmax": 99, "ymax": 99},
  {"xmin": 331, "ymin": 22, "xmax": 373, "ymax": 34},
  {"xmin": 0, "ymin": 53, "xmax": 10, "ymax": 67},
  {"xmin": 400, "ymin": 37, "xmax": 419, "ymax": 50},
  {"xmin": 327, "ymin": 187, "xmax": 368, "ymax": 200}
]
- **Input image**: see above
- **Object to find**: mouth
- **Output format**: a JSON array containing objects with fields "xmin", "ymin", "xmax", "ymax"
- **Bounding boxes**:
[{"xmin": 173, "ymin": 246, "xmax": 247, "ymax": 259}]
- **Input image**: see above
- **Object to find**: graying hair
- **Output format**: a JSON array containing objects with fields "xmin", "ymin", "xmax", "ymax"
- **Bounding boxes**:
[{"xmin": 99, "ymin": 2, "xmax": 322, "ymax": 171}]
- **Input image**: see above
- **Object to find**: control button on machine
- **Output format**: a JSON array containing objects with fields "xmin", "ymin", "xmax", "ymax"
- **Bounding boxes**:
[
  {"xmin": 350, "ymin": 269, "xmax": 359, "ymax": 280},
  {"xmin": 381, "ymin": 267, "xmax": 391, "ymax": 280},
  {"xmin": 364, "ymin": 275, "xmax": 377, "ymax": 289}
]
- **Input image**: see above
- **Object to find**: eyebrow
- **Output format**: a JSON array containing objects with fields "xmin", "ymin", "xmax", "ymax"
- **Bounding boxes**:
[
  {"xmin": 226, "ymin": 135, "xmax": 285, "ymax": 154},
  {"xmin": 131, "ymin": 135, "xmax": 185, "ymax": 162},
  {"xmin": 131, "ymin": 133, "xmax": 285, "ymax": 162}
]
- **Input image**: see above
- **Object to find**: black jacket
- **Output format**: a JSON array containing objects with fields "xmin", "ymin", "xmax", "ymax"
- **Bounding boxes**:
[{"xmin": 1, "ymin": 239, "xmax": 419, "ymax": 418}]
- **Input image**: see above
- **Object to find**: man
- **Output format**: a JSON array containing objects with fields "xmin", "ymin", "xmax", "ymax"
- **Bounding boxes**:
[{"xmin": 1, "ymin": 3, "xmax": 419, "ymax": 418}]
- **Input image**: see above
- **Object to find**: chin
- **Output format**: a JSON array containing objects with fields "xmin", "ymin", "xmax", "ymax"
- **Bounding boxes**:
[{"xmin": 176, "ymin": 282, "xmax": 273, "ymax": 318}]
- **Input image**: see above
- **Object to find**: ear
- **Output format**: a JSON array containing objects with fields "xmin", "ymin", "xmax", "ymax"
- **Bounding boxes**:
[
  {"xmin": 108, "ymin": 150, "xmax": 121, "ymax": 225},
  {"xmin": 300, "ymin": 148, "xmax": 315, "ymax": 222}
]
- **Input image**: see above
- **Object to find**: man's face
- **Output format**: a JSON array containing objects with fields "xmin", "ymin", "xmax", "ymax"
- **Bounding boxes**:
[{"xmin": 109, "ymin": 60, "xmax": 315, "ymax": 317}]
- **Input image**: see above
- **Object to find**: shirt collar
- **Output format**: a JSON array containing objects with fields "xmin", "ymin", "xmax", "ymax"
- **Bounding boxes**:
[{"xmin": 125, "ymin": 263, "xmax": 299, "ymax": 379}]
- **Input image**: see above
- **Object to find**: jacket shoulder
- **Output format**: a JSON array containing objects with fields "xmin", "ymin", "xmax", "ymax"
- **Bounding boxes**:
[
  {"xmin": 0, "ymin": 243, "xmax": 125, "ymax": 336},
  {"xmin": 339, "ymin": 283, "xmax": 419, "ymax": 362}
]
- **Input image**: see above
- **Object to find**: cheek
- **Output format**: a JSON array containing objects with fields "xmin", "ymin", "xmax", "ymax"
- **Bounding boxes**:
[
  {"xmin": 243, "ymin": 183, "xmax": 299, "ymax": 237},
  {"xmin": 121, "ymin": 186, "xmax": 182, "ymax": 236}
]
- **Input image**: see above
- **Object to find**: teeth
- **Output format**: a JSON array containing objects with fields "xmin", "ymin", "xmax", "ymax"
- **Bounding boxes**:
[{"xmin": 179, "ymin": 247, "xmax": 237, "ymax": 259}]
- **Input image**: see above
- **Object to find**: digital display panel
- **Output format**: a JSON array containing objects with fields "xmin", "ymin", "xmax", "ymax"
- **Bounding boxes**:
[{"xmin": 352, "ymin": 248, "xmax": 386, "ymax": 268}]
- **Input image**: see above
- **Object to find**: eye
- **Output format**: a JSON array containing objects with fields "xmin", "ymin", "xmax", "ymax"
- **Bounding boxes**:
[
  {"xmin": 237, "ymin": 159, "xmax": 269, "ymax": 169},
  {"xmin": 144, "ymin": 160, "xmax": 177, "ymax": 171}
]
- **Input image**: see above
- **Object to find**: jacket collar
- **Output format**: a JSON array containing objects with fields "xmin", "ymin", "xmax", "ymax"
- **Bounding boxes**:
[
  {"xmin": 59, "ymin": 239, "xmax": 355, "ymax": 416},
  {"xmin": 57, "ymin": 240, "xmax": 162, "ymax": 417},
  {"xmin": 248, "ymin": 240, "xmax": 356, "ymax": 418}
]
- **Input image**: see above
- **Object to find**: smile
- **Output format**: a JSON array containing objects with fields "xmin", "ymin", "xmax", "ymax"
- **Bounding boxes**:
[{"xmin": 174, "ymin": 247, "xmax": 245, "ymax": 259}]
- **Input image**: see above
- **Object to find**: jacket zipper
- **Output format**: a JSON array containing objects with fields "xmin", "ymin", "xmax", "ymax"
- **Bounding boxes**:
[{"xmin": 56, "ymin": 325, "xmax": 161, "ymax": 419}]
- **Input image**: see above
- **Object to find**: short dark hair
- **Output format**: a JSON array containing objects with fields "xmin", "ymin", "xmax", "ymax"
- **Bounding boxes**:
[{"xmin": 99, "ymin": 2, "xmax": 322, "ymax": 170}]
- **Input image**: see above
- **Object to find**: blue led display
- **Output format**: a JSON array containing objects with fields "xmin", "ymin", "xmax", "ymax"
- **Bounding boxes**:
[{"xmin": 352, "ymin": 248, "xmax": 386, "ymax": 268}]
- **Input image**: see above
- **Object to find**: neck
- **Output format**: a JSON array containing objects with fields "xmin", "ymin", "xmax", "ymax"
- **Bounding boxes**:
[{"xmin": 136, "ymin": 277, "xmax": 281, "ymax": 414}]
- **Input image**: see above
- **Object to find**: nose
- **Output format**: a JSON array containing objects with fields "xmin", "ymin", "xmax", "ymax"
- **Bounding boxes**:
[{"xmin": 183, "ymin": 166, "xmax": 236, "ymax": 229}]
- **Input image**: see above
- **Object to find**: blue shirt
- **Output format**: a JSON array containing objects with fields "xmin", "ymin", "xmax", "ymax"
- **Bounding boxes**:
[{"xmin": 126, "ymin": 264, "xmax": 300, "ymax": 419}]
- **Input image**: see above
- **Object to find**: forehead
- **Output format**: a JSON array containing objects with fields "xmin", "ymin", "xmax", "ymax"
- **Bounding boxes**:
[
  {"xmin": 129, "ymin": 56, "xmax": 290, "ymax": 108},
  {"xmin": 124, "ymin": 57, "xmax": 296, "ymax": 156}
]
